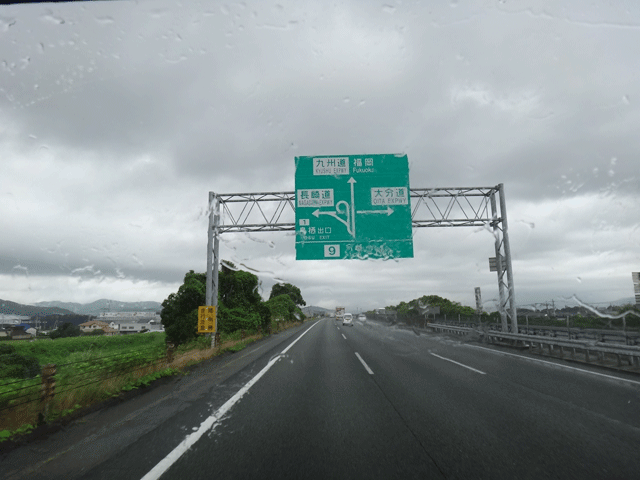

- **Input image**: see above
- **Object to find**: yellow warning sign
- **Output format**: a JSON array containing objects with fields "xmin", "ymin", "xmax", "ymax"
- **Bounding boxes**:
[{"xmin": 198, "ymin": 306, "xmax": 217, "ymax": 334}]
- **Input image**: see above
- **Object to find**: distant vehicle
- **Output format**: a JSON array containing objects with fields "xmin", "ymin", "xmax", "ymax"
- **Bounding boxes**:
[
  {"xmin": 336, "ymin": 306, "xmax": 345, "ymax": 321},
  {"xmin": 342, "ymin": 313, "xmax": 354, "ymax": 327},
  {"xmin": 358, "ymin": 314, "xmax": 366, "ymax": 321}
]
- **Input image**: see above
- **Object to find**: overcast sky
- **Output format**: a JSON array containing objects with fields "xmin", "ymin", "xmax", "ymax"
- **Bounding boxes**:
[{"xmin": 1, "ymin": 1, "xmax": 639, "ymax": 314}]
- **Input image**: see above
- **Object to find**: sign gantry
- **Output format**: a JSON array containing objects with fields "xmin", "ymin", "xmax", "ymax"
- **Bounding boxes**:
[
  {"xmin": 206, "ymin": 161, "xmax": 517, "ymax": 333},
  {"xmin": 295, "ymin": 154, "xmax": 413, "ymax": 260}
]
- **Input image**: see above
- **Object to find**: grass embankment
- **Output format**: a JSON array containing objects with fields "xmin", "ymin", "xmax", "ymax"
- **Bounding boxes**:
[{"xmin": 0, "ymin": 319, "xmax": 306, "ymax": 442}]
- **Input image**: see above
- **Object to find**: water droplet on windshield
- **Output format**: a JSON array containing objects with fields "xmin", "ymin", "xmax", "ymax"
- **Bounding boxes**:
[
  {"xmin": 12, "ymin": 265, "xmax": 29, "ymax": 276},
  {"xmin": 95, "ymin": 16, "xmax": 115, "ymax": 25},
  {"xmin": 0, "ymin": 15, "xmax": 16, "ymax": 32},
  {"xmin": 41, "ymin": 12, "xmax": 65, "ymax": 25},
  {"xmin": 382, "ymin": 5, "xmax": 396, "ymax": 14}
]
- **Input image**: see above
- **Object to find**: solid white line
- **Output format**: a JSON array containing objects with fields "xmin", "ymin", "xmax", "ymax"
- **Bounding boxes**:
[
  {"xmin": 355, "ymin": 352, "xmax": 374, "ymax": 374},
  {"xmin": 342, "ymin": 333, "xmax": 346, "ymax": 340},
  {"xmin": 430, "ymin": 352, "xmax": 486, "ymax": 375},
  {"xmin": 141, "ymin": 320, "xmax": 321, "ymax": 480},
  {"xmin": 465, "ymin": 344, "xmax": 640, "ymax": 386}
]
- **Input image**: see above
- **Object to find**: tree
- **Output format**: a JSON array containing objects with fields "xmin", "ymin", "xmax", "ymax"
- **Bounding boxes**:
[
  {"xmin": 50, "ymin": 322, "xmax": 81, "ymax": 339},
  {"xmin": 161, "ymin": 270, "xmax": 206, "ymax": 346},
  {"xmin": 161, "ymin": 265, "xmax": 272, "ymax": 346},
  {"xmin": 269, "ymin": 283, "xmax": 306, "ymax": 307},
  {"xmin": 265, "ymin": 294, "xmax": 303, "ymax": 323}
]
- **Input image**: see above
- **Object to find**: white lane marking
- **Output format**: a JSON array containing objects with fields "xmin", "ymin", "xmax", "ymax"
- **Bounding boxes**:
[
  {"xmin": 355, "ymin": 352, "xmax": 374, "ymax": 375},
  {"xmin": 466, "ymin": 344, "xmax": 640, "ymax": 386},
  {"xmin": 342, "ymin": 333, "xmax": 347, "ymax": 340},
  {"xmin": 141, "ymin": 320, "xmax": 321, "ymax": 480},
  {"xmin": 430, "ymin": 352, "xmax": 486, "ymax": 375}
]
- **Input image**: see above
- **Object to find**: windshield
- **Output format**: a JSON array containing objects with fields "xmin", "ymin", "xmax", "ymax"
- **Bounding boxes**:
[{"xmin": 1, "ymin": 1, "xmax": 639, "ymax": 479}]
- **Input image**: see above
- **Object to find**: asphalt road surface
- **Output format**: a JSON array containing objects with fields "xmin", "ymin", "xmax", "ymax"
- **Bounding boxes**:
[{"xmin": 3, "ymin": 318, "xmax": 640, "ymax": 479}]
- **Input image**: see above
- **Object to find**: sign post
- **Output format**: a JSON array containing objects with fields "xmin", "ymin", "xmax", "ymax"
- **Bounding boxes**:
[{"xmin": 294, "ymin": 154, "xmax": 413, "ymax": 260}]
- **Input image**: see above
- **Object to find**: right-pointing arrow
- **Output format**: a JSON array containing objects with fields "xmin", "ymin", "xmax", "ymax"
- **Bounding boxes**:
[{"xmin": 356, "ymin": 206, "xmax": 393, "ymax": 216}]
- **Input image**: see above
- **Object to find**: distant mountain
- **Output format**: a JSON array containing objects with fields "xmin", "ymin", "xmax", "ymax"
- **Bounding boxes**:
[
  {"xmin": 34, "ymin": 299, "xmax": 163, "ymax": 316},
  {"xmin": 608, "ymin": 297, "xmax": 636, "ymax": 306},
  {"xmin": 0, "ymin": 299, "xmax": 75, "ymax": 317},
  {"xmin": 302, "ymin": 305, "xmax": 331, "ymax": 316}
]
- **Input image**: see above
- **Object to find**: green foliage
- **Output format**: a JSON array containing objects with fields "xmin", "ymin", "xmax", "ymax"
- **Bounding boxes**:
[
  {"xmin": 161, "ymin": 265, "xmax": 273, "ymax": 345},
  {"xmin": 227, "ymin": 338, "xmax": 257, "ymax": 352},
  {"xmin": 0, "ymin": 344, "xmax": 15, "ymax": 355},
  {"xmin": 175, "ymin": 334, "xmax": 213, "ymax": 353},
  {"xmin": 120, "ymin": 368, "xmax": 178, "ymax": 392},
  {"xmin": 8, "ymin": 333, "xmax": 166, "ymax": 369},
  {"xmin": 50, "ymin": 322, "xmax": 81, "ymax": 339},
  {"xmin": 161, "ymin": 270, "xmax": 206, "ymax": 345},
  {"xmin": 269, "ymin": 283, "xmax": 306, "ymax": 307},
  {"xmin": 0, "ymin": 344, "xmax": 40, "ymax": 379},
  {"xmin": 87, "ymin": 329, "xmax": 105, "ymax": 336},
  {"xmin": 0, "ymin": 423, "xmax": 36, "ymax": 443},
  {"xmin": 387, "ymin": 294, "xmax": 480, "ymax": 324},
  {"xmin": 265, "ymin": 294, "xmax": 304, "ymax": 323}
]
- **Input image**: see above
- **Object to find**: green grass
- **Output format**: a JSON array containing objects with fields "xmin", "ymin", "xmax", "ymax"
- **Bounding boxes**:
[
  {"xmin": 0, "ymin": 367, "xmax": 180, "ymax": 443},
  {"xmin": 226, "ymin": 338, "xmax": 257, "ymax": 352},
  {"xmin": 10, "ymin": 332, "xmax": 166, "ymax": 367}
]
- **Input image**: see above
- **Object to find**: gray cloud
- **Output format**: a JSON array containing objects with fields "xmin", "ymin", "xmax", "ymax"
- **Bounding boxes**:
[{"xmin": 1, "ymin": 1, "xmax": 638, "ymax": 311}]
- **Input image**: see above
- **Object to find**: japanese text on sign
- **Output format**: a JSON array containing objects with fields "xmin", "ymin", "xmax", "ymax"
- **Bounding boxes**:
[
  {"xmin": 198, "ymin": 306, "xmax": 217, "ymax": 334},
  {"xmin": 297, "ymin": 189, "xmax": 334, "ymax": 207},
  {"xmin": 313, "ymin": 157, "xmax": 349, "ymax": 176},
  {"xmin": 371, "ymin": 187, "xmax": 408, "ymax": 205}
]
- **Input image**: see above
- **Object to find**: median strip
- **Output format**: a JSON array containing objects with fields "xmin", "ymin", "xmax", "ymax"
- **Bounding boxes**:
[{"xmin": 430, "ymin": 352, "xmax": 486, "ymax": 375}]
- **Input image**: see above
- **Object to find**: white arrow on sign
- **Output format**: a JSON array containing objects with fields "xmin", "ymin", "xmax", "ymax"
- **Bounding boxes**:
[
  {"xmin": 348, "ymin": 177, "xmax": 356, "ymax": 236},
  {"xmin": 313, "ymin": 200, "xmax": 353, "ymax": 236},
  {"xmin": 356, "ymin": 206, "xmax": 394, "ymax": 216}
]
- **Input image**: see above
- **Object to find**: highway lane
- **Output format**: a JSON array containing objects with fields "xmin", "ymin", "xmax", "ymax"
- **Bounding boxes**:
[
  {"xmin": 153, "ymin": 317, "xmax": 444, "ymax": 479},
  {"xmin": 341, "ymin": 318, "xmax": 640, "ymax": 478}
]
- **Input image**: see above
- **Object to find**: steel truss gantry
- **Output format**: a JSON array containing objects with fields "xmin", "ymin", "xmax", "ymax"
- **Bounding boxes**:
[{"xmin": 206, "ymin": 184, "xmax": 517, "ymax": 333}]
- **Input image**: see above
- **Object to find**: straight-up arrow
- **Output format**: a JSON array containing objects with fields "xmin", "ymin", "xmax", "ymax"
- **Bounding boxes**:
[
  {"xmin": 348, "ymin": 177, "xmax": 356, "ymax": 236},
  {"xmin": 356, "ymin": 206, "xmax": 394, "ymax": 216}
]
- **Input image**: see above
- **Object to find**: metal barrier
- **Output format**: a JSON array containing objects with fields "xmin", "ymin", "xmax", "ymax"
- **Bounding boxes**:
[{"xmin": 427, "ymin": 323, "xmax": 640, "ymax": 368}]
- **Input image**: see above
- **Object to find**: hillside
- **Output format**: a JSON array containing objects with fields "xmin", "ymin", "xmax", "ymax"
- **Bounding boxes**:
[
  {"xmin": 34, "ymin": 299, "xmax": 162, "ymax": 316},
  {"xmin": 0, "ymin": 299, "xmax": 75, "ymax": 317}
]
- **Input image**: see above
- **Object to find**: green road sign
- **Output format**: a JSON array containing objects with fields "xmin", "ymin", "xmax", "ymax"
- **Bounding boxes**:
[{"xmin": 295, "ymin": 154, "xmax": 413, "ymax": 260}]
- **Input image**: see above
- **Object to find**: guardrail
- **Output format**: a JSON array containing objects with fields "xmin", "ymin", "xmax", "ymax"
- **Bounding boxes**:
[
  {"xmin": 427, "ymin": 323, "xmax": 640, "ymax": 368},
  {"xmin": 426, "ymin": 320, "xmax": 640, "ymax": 346}
]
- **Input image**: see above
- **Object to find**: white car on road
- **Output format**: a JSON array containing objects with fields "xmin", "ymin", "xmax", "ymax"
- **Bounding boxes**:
[
  {"xmin": 342, "ymin": 313, "xmax": 354, "ymax": 327},
  {"xmin": 358, "ymin": 314, "xmax": 366, "ymax": 321}
]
